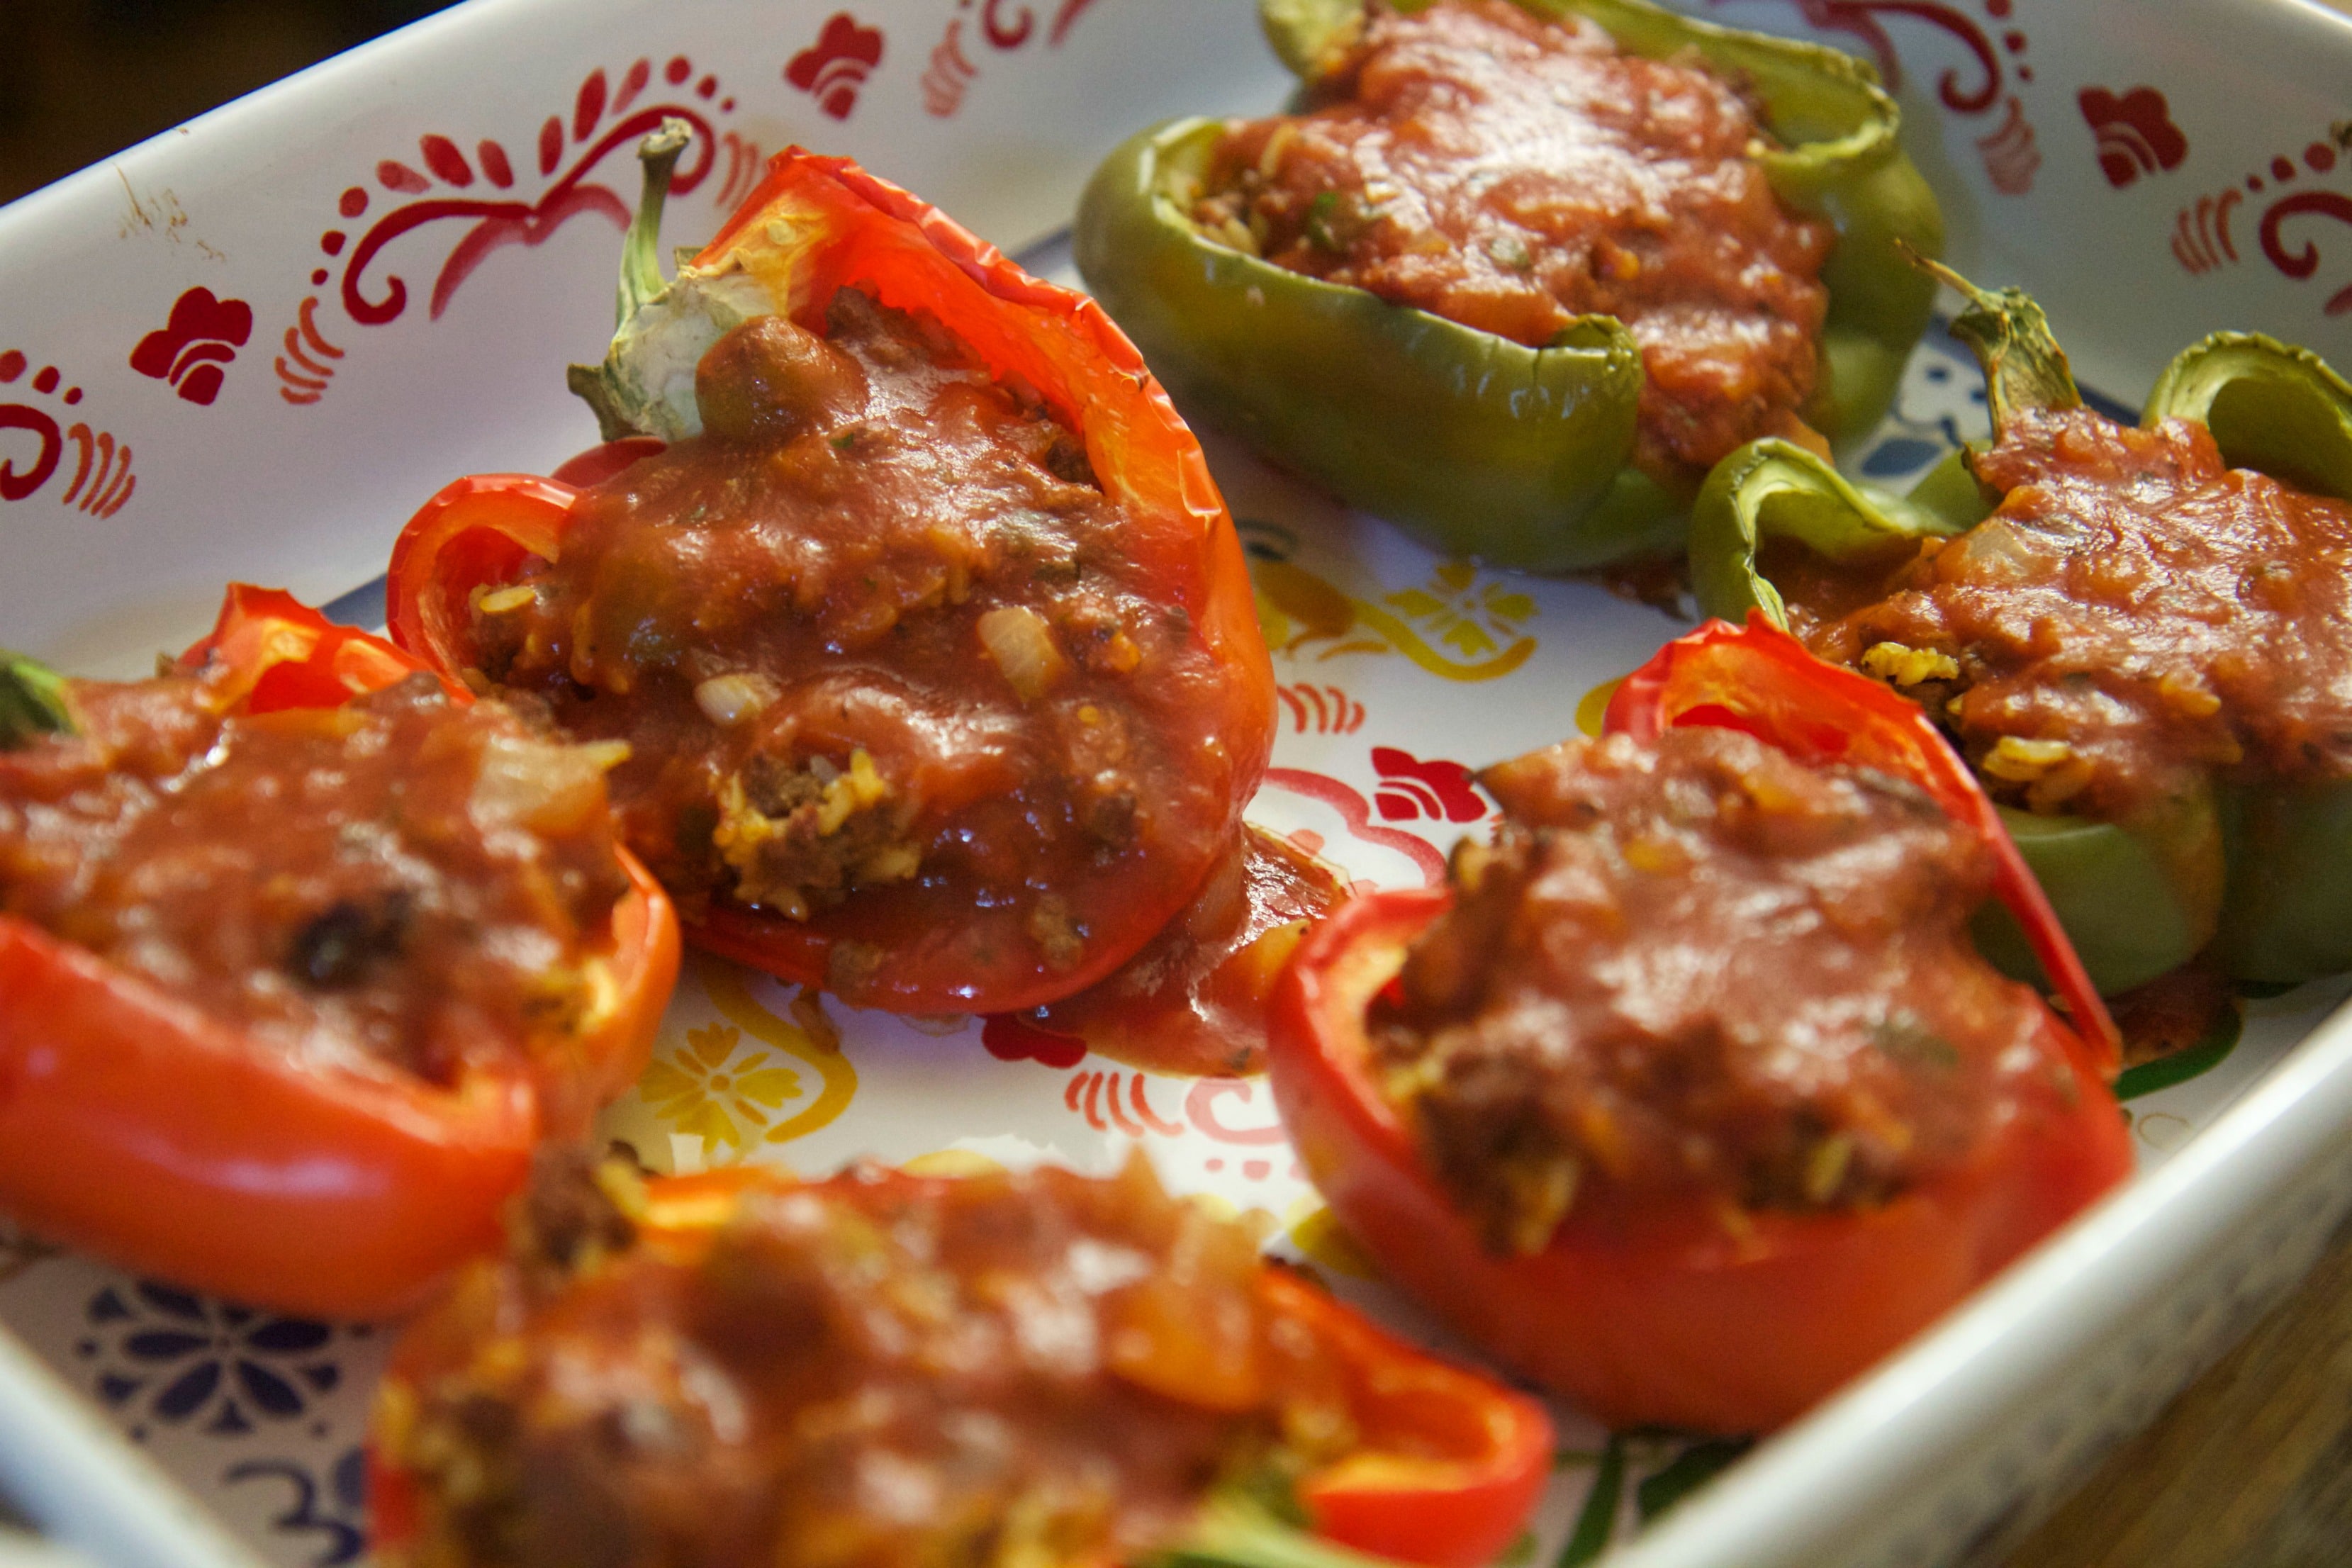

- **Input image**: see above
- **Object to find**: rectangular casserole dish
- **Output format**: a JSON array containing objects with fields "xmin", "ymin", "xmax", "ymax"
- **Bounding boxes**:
[{"xmin": 6, "ymin": 1, "xmax": 2352, "ymax": 1563}]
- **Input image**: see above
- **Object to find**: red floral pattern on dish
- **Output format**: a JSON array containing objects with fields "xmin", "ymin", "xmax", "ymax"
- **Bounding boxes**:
[
  {"xmin": 128, "ymin": 289, "xmax": 253, "ymax": 408},
  {"xmin": 1369, "ymin": 748, "xmax": 1485, "ymax": 826},
  {"xmin": 2081, "ymin": 86, "xmax": 2191, "ymax": 189},
  {"xmin": 1276, "ymin": 682, "xmax": 1367, "ymax": 735},
  {"xmin": 0, "ymin": 349, "xmax": 132, "ymax": 519},
  {"xmin": 922, "ymin": 0, "xmax": 1107, "ymax": 118},
  {"xmin": 786, "ymin": 13, "xmax": 885, "ymax": 121},
  {"xmin": 2172, "ymin": 127, "xmax": 2352, "ymax": 315},
  {"xmin": 1710, "ymin": 0, "xmax": 2039, "ymax": 194},
  {"xmin": 319, "ymin": 57, "xmax": 733, "ymax": 333}
]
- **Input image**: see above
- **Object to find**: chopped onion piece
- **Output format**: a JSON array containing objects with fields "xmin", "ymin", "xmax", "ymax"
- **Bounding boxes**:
[
  {"xmin": 476, "ymin": 584, "xmax": 538, "ymax": 615},
  {"xmin": 695, "ymin": 671, "xmax": 783, "ymax": 728},
  {"xmin": 978, "ymin": 606, "xmax": 1068, "ymax": 702},
  {"xmin": 471, "ymin": 732, "xmax": 630, "ymax": 835}
]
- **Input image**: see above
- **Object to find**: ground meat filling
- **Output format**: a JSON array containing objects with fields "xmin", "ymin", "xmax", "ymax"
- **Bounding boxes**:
[
  {"xmin": 385, "ymin": 1160, "xmax": 1358, "ymax": 1568},
  {"xmin": 1778, "ymin": 407, "xmax": 2352, "ymax": 823},
  {"xmin": 0, "ymin": 673, "xmax": 629, "ymax": 1086},
  {"xmin": 471, "ymin": 287, "xmax": 1229, "ymax": 995},
  {"xmin": 1371, "ymin": 727, "xmax": 2076, "ymax": 1255},
  {"xmin": 1192, "ymin": 0, "xmax": 1834, "ymax": 478}
]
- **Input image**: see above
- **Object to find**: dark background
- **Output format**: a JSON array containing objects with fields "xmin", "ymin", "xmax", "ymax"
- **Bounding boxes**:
[{"xmin": 0, "ymin": 0, "xmax": 457, "ymax": 207}]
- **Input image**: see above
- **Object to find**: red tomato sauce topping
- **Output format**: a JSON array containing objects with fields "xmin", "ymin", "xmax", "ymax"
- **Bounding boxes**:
[
  {"xmin": 1017, "ymin": 827, "xmax": 1343, "ymax": 1076},
  {"xmin": 377, "ymin": 1158, "xmax": 1363, "ymax": 1568},
  {"xmin": 1193, "ymin": 0, "xmax": 1834, "ymax": 478},
  {"xmin": 1370, "ymin": 727, "xmax": 2083, "ymax": 1252},
  {"xmin": 471, "ymin": 289, "xmax": 1244, "ymax": 1005},
  {"xmin": 1776, "ymin": 407, "xmax": 2352, "ymax": 822},
  {"xmin": 0, "ymin": 673, "xmax": 628, "ymax": 1085}
]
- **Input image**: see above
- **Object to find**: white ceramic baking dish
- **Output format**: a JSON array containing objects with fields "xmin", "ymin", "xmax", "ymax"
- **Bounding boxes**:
[{"xmin": 6, "ymin": 1, "xmax": 2352, "ymax": 1563}]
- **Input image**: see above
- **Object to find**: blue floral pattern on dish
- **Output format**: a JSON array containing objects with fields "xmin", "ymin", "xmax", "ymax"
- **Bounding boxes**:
[
  {"xmin": 78, "ymin": 1279, "xmax": 345, "ymax": 1439},
  {"xmin": 225, "ymin": 1447, "xmax": 369, "ymax": 1567}
]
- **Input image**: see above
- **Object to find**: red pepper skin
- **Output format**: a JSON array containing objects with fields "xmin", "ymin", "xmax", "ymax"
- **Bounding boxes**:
[
  {"xmin": 547, "ymin": 437, "xmax": 666, "ymax": 488},
  {"xmin": 1263, "ymin": 1270, "xmax": 1550, "ymax": 1568},
  {"xmin": 386, "ymin": 474, "xmax": 577, "ymax": 673},
  {"xmin": 387, "ymin": 151, "xmax": 1274, "ymax": 1016},
  {"xmin": 186, "ymin": 583, "xmax": 469, "ymax": 712},
  {"xmin": 1270, "ymin": 617, "xmax": 2133, "ymax": 1433},
  {"xmin": 368, "ymin": 1167, "xmax": 1548, "ymax": 1568},
  {"xmin": 0, "ymin": 587, "xmax": 679, "ymax": 1319}
]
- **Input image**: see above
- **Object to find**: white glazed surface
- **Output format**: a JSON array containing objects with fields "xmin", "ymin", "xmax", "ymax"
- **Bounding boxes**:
[{"xmin": 5, "ymin": 2, "xmax": 2352, "ymax": 1566}]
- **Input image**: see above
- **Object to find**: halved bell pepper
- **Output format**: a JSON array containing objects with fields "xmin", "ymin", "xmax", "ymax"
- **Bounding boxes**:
[
  {"xmin": 1254, "ymin": 1267, "xmax": 1551, "ymax": 1568},
  {"xmin": 369, "ymin": 1163, "xmax": 1551, "ymax": 1568},
  {"xmin": 1071, "ymin": 0, "xmax": 1943, "ymax": 571},
  {"xmin": 0, "ymin": 586, "xmax": 679, "ymax": 1318},
  {"xmin": 1689, "ymin": 264, "xmax": 2352, "ymax": 992},
  {"xmin": 390, "ymin": 134, "xmax": 1275, "ymax": 1016},
  {"xmin": 1269, "ymin": 617, "xmax": 2129, "ymax": 1433}
]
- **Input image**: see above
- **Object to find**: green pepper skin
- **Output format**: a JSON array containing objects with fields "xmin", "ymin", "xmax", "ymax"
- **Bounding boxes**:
[
  {"xmin": 1691, "ymin": 277, "xmax": 2352, "ymax": 991},
  {"xmin": 2149, "ymin": 334, "xmax": 2352, "ymax": 985},
  {"xmin": 1072, "ymin": 0, "xmax": 1942, "ymax": 572},
  {"xmin": 0, "ymin": 651, "xmax": 71, "ymax": 751}
]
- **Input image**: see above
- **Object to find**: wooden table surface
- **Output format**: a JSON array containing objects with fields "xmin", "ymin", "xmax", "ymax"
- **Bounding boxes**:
[{"xmin": 1998, "ymin": 1216, "xmax": 2352, "ymax": 1567}]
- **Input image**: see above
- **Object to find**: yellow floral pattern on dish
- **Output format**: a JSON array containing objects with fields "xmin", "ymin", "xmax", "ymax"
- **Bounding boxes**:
[
  {"xmin": 699, "ymin": 956, "xmax": 860, "ymax": 1146},
  {"xmin": 1381, "ymin": 562, "xmax": 1538, "ymax": 663},
  {"xmin": 1251, "ymin": 554, "xmax": 1538, "ymax": 682},
  {"xmin": 1576, "ymin": 676, "xmax": 1624, "ymax": 737},
  {"xmin": 638, "ymin": 1021, "xmax": 806, "ymax": 1153}
]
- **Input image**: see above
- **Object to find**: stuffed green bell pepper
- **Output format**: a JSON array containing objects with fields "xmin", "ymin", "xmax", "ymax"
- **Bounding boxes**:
[
  {"xmin": 1691, "ymin": 259, "xmax": 2352, "ymax": 994},
  {"xmin": 1073, "ymin": 0, "xmax": 1942, "ymax": 571}
]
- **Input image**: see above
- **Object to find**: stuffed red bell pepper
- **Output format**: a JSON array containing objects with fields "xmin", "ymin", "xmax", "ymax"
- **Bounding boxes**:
[
  {"xmin": 1270, "ymin": 615, "xmax": 2130, "ymax": 1433},
  {"xmin": 0, "ymin": 586, "xmax": 678, "ymax": 1318},
  {"xmin": 388, "ymin": 129, "xmax": 1275, "ymax": 1017},
  {"xmin": 369, "ymin": 1155, "xmax": 1550, "ymax": 1568}
]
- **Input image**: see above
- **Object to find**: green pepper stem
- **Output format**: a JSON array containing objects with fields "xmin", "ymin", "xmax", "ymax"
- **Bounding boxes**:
[
  {"xmin": 0, "ymin": 649, "xmax": 72, "ymax": 750},
  {"xmin": 1896, "ymin": 240, "xmax": 2080, "ymax": 435},
  {"xmin": 1151, "ymin": 1502, "xmax": 1403, "ymax": 1568},
  {"xmin": 617, "ymin": 118, "xmax": 696, "ymax": 328}
]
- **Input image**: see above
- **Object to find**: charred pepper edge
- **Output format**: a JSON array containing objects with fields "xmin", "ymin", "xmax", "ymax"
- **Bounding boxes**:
[
  {"xmin": 1073, "ymin": 0, "xmax": 1942, "ymax": 571},
  {"xmin": 1689, "ymin": 262, "xmax": 2352, "ymax": 990}
]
